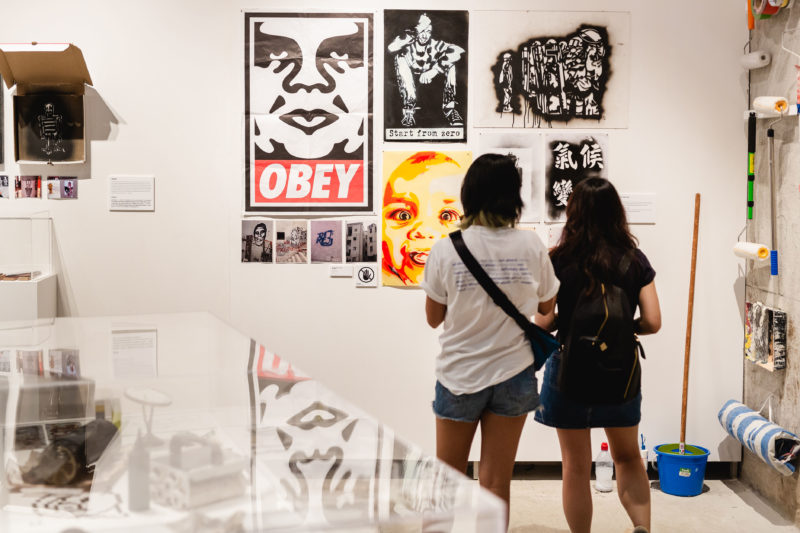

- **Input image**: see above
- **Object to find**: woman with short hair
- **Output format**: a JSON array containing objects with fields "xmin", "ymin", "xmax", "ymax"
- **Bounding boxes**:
[{"xmin": 421, "ymin": 153, "xmax": 559, "ymax": 523}]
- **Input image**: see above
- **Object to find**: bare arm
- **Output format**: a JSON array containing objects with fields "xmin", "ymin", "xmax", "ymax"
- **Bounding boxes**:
[
  {"xmin": 425, "ymin": 296, "xmax": 447, "ymax": 328},
  {"xmin": 636, "ymin": 281, "xmax": 661, "ymax": 334},
  {"xmin": 534, "ymin": 296, "xmax": 557, "ymax": 331}
]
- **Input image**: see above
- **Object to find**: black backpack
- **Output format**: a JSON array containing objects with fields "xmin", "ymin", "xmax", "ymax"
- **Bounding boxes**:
[{"xmin": 557, "ymin": 255, "xmax": 645, "ymax": 404}]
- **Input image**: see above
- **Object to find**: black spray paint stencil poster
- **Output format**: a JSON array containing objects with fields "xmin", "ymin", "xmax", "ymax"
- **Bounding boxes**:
[
  {"xmin": 383, "ymin": 10, "xmax": 468, "ymax": 142},
  {"xmin": 544, "ymin": 133, "xmax": 608, "ymax": 222},
  {"xmin": 245, "ymin": 12, "xmax": 373, "ymax": 213},
  {"xmin": 473, "ymin": 11, "xmax": 629, "ymax": 129}
]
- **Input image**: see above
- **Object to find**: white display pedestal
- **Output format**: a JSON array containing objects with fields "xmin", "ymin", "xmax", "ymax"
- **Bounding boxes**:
[{"xmin": 0, "ymin": 274, "xmax": 57, "ymax": 322}]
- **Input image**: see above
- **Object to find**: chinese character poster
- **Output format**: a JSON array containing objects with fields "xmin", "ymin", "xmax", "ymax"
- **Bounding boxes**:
[{"xmin": 544, "ymin": 133, "xmax": 608, "ymax": 222}]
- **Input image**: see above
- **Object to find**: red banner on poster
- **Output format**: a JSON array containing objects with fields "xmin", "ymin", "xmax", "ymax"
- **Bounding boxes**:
[{"xmin": 254, "ymin": 160, "xmax": 365, "ymax": 204}]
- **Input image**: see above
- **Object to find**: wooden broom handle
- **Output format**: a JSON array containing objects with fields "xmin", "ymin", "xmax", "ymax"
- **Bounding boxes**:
[{"xmin": 680, "ymin": 193, "xmax": 701, "ymax": 445}]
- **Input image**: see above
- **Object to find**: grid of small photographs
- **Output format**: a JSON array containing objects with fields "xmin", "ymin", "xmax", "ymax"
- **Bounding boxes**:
[
  {"xmin": 0, "ymin": 175, "xmax": 79, "ymax": 200},
  {"xmin": 241, "ymin": 218, "xmax": 379, "ymax": 266},
  {"xmin": 0, "ymin": 348, "xmax": 81, "ymax": 378}
]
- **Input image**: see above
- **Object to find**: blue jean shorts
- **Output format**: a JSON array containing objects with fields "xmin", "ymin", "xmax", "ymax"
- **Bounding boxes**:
[
  {"xmin": 534, "ymin": 352, "xmax": 641, "ymax": 429},
  {"xmin": 433, "ymin": 364, "xmax": 539, "ymax": 423}
]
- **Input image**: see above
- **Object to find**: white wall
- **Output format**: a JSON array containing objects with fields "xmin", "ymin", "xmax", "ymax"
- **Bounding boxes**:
[{"xmin": 0, "ymin": 0, "xmax": 747, "ymax": 460}]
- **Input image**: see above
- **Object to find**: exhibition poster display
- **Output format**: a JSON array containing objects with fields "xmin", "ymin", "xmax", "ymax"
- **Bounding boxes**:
[{"xmin": 244, "ymin": 12, "xmax": 374, "ymax": 214}]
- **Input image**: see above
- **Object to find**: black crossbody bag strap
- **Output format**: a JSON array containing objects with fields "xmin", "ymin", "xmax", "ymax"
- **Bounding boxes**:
[{"xmin": 449, "ymin": 230, "xmax": 532, "ymax": 332}]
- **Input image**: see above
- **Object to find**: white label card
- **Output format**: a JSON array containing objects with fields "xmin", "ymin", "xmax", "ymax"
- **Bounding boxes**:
[{"xmin": 109, "ymin": 176, "xmax": 155, "ymax": 211}]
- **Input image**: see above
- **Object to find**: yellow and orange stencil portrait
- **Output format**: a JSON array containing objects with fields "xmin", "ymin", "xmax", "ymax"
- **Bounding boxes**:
[{"xmin": 381, "ymin": 150, "xmax": 472, "ymax": 287}]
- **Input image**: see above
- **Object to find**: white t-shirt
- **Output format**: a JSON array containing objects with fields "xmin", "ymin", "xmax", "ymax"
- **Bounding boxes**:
[{"xmin": 421, "ymin": 225, "xmax": 559, "ymax": 395}]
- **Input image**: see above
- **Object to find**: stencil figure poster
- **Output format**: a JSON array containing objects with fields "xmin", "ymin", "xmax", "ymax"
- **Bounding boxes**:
[
  {"xmin": 245, "ymin": 12, "xmax": 373, "ymax": 214},
  {"xmin": 544, "ymin": 133, "xmax": 608, "ymax": 222},
  {"xmin": 15, "ymin": 94, "xmax": 85, "ymax": 162},
  {"xmin": 310, "ymin": 220, "xmax": 343, "ymax": 263},
  {"xmin": 384, "ymin": 10, "xmax": 468, "ymax": 142},
  {"xmin": 242, "ymin": 219, "xmax": 274, "ymax": 263},
  {"xmin": 473, "ymin": 11, "xmax": 629, "ymax": 129},
  {"xmin": 382, "ymin": 151, "xmax": 471, "ymax": 287}
]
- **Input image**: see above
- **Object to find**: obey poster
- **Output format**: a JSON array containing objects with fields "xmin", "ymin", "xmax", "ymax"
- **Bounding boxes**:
[{"xmin": 245, "ymin": 12, "xmax": 374, "ymax": 213}]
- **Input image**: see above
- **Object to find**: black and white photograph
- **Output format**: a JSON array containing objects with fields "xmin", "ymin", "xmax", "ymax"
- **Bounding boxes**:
[
  {"xmin": 473, "ymin": 11, "xmax": 629, "ymax": 129},
  {"xmin": 544, "ymin": 133, "xmax": 608, "ymax": 222},
  {"xmin": 245, "ymin": 12, "xmax": 373, "ymax": 213},
  {"xmin": 0, "ymin": 176, "xmax": 9, "ymax": 199},
  {"xmin": 345, "ymin": 220, "xmax": 378, "ymax": 263},
  {"xmin": 14, "ymin": 94, "xmax": 85, "ymax": 162},
  {"xmin": 242, "ymin": 219, "xmax": 274, "ymax": 263},
  {"xmin": 384, "ymin": 10, "xmax": 468, "ymax": 142},
  {"xmin": 15, "ymin": 175, "xmax": 41, "ymax": 198}
]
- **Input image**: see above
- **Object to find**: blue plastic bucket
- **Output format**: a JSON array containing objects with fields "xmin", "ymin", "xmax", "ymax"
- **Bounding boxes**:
[{"xmin": 654, "ymin": 443, "xmax": 709, "ymax": 497}]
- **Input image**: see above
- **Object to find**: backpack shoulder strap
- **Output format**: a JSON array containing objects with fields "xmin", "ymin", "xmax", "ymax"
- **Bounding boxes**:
[{"xmin": 449, "ymin": 230, "xmax": 531, "ymax": 333}]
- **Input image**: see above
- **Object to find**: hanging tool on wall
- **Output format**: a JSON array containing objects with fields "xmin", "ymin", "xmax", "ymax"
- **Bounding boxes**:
[
  {"xmin": 747, "ymin": 112, "xmax": 756, "ymax": 219},
  {"xmin": 766, "ymin": 118, "xmax": 782, "ymax": 276}
]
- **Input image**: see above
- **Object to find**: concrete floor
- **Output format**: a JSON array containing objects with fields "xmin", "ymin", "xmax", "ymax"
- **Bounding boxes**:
[{"xmin": 507, "ymin": 479, "xmax": 799, "ymax": 533}]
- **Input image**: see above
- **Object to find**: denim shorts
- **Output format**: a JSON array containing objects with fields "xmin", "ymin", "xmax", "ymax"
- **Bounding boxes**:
[
  {"xmin": 534, "ymin": 352, "xmax": 642, "ymax": 429},
  {"xmin": 433, "ymin": 364, "xmax": 539, "ymax": 423}
]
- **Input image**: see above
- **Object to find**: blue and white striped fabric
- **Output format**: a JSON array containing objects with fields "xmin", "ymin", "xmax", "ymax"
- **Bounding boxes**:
[{"xmin": 718, "ymin": 399, "xmax": 800, "ymax": 476}]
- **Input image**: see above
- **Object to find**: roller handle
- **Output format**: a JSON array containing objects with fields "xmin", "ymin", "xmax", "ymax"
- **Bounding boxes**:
[{"xmin": 771, "ymin": 250, "xmax": 778, "ymax": 276}]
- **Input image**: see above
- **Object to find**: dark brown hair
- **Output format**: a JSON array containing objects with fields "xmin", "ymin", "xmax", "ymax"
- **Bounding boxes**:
[
  {"xmin": 460, "ymin": 153, "xmax": 523, "ymax": 229},
  {"xmin": 550, "ymin": 177, "xmax": 637, "ymax": 293}
]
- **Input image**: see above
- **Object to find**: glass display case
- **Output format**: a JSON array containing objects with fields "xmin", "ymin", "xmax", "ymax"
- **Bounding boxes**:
[
  {"xmin": 0, "ymin": 313, "xmax": 505, "ymax": 532},
  {"xmin": 0, "ymin": 214, "xmax": 56, "ymax": 322}
]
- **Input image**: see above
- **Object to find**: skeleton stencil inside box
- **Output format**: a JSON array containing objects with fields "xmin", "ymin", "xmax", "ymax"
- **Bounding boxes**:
[{"xmin": 15, "ymin": 94, "xmax": 85, "ymax": 163}]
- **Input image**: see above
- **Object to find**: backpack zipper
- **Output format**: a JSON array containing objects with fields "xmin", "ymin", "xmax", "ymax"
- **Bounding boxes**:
[
  {"xmin": 623, "ymin": 336, "xmax": 640, "ymax": 397},
  {"xmin": 593, "ymin": 284, "xmax": 610, "ymax": 351}
]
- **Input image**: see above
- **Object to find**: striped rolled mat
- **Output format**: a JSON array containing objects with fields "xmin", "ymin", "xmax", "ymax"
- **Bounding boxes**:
[{"xmin": 718, "ymin": 399, "xmax": 800, "ymax": 476}]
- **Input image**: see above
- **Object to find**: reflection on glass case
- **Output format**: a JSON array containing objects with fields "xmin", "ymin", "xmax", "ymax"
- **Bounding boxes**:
[
  {"xmin": 0, "ymin": 215, "xmax": 56, "ymax": 322},
  {"xmin": 0, "ymin": 314, "xmax": 505, "ymax": 532}
]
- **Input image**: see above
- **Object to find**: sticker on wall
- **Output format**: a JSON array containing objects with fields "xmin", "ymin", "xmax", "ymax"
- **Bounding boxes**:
[
  {"xmin": 15, "ymin": 176, "xmax": 41, "ymax": 198},
  {"xmin": 544, "ymin": 133, "xmax": 608, "ymax": 222},
  {"xmin": 355, "ymin": 265, "xmax": 378, "ymax": 287},
  {"xmin": 242, "ymin": 219, "xmax": 274, "ymax": 263},
  {"xmin": 384, "ymin": 10, "xmax": 468, "ymax": 142},
  {"xmin": 275, "ymin": 220, "xmax": 308, "ymax": 264},
  {"xmin": 310, "ymin": 220, "xmax": 344, "ymax": 263},
  {"xmin": 473, "ymin": 11, "xmax": 630, "ymax": 129},
  {"xmin": 382, "ymin": 151, "xmax": 471, "ymax": 287},
  {"xmin": 244, "ymin": 12, "xmax": 374, "ymax": 214}
]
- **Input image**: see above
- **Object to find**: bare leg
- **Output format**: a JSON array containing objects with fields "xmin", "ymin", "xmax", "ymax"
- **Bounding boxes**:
[
  {"xmin": 605, "ymin": 426, "xmax": 650, "ymax": 531},
  {"xmin": 478, "ymin": 411, "xmax": 527, "ymax": 530},
  {"xmin": 556, "ymin": 428, "xmax": 592, "ymax": 533},
  {"xmin": 435, "ymin": 416, "xmax": 479, "ymax": 474}
]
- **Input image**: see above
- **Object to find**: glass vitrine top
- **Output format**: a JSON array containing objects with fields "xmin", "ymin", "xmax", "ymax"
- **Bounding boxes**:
[{"xmin": 0, "ymin": 312, "xmax": 504, "ymax": 532}]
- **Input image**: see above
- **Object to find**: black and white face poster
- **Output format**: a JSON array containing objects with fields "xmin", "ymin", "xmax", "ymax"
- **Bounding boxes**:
[
  {"xmin": 384, "ymin": 10, "xmax": 468, "ymax": 142},
  {"xmin": 245, "ymin": 12, "xmax": 373, "ymax": 214},
  {"xmin": 544, "ymin": 133, "xmax": 608, "ymax": 222}
]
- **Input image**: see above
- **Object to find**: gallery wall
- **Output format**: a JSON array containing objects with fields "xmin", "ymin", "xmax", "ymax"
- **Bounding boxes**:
[
  {"xmin": 0, "ymin": 0, "xmax": 748, "ymax": 460},
  {"xmin": 743, "ymin": 7, "xmax": 800, "ymax": 523}
]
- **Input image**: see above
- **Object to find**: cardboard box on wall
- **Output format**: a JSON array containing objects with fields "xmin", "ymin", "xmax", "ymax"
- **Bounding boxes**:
[{"xmin": 0, "ymin": 43, "xmax": 92, "ymax": 164}]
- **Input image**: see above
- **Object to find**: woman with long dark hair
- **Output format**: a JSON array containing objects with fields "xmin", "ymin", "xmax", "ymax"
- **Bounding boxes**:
[
  {"xmin": 535, "ymin": 177, "xmax": 661, "ymax": 533},
  {"xmin": 421, "ymin": 153, "xmax": 559, "ymax": 524}
]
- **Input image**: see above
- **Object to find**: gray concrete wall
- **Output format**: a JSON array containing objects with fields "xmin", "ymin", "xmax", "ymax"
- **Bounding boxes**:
[{"xmin": 747, "ymin": 7, "xmax": 800, "ymax": 525}]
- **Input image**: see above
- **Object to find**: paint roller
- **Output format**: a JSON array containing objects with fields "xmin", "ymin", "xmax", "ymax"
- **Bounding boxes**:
[
  {"xmin": 753, "ymin": 96, "xmax": 789, "ymax": 115},
  {"xmin": 741, "ymin": 51, "xmax": 771, "ymax": 70},
  {"xmin": 733, "ymin": 242, "xmax": 770, "ymax": 260}
]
